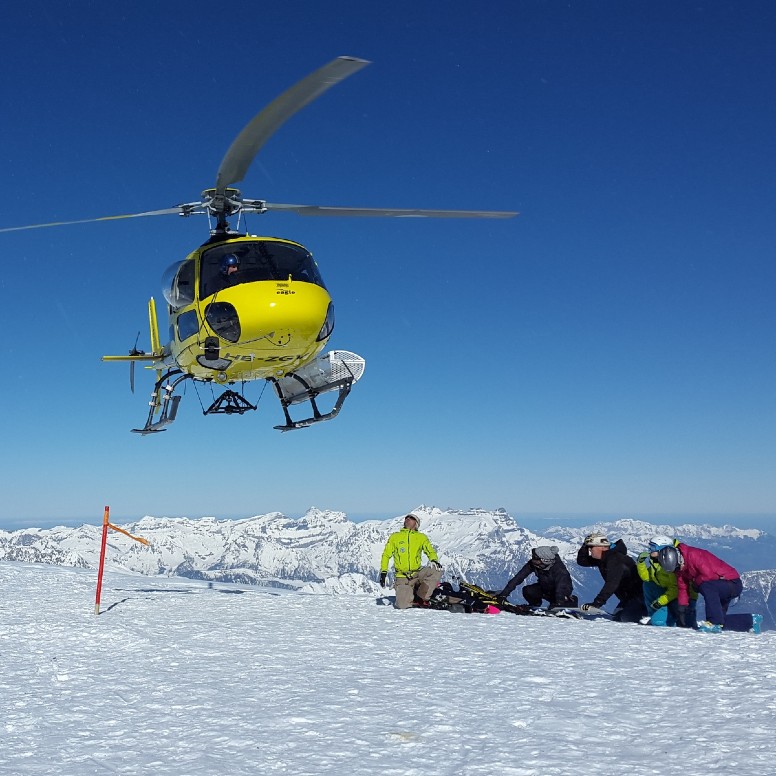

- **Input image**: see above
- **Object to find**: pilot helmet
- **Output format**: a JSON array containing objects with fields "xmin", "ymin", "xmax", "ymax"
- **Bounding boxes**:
[{"xmin": 220, "ymin": 253, "xmax": 240, "ymax": 274}]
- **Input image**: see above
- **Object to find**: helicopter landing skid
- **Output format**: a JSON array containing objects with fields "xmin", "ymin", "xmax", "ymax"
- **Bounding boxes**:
[
  {"xmin": 132, "ymin": 375, "xmax": 258, "ymax": 434},
  {"xmin": 131, "ymin": 370, "xmax": 188, "ymax": 435},
  {"xmin": 271, "ymin": 376, "xmax": 353, "ymax": 432}
]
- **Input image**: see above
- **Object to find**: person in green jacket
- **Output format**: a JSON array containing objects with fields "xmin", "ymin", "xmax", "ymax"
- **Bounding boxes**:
[
  {"xmin": 637, "ymin": 535, "xmax": 689, "ymax": 627},
  {"xmin": 379, "ymin": 513, "xmax": 443, "ymax": 609}
]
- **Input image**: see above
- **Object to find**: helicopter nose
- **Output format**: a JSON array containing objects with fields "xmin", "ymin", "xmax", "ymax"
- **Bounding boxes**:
[{"xmin": 230, "ymin": 282, "xmax": 333, "ymax": 345}]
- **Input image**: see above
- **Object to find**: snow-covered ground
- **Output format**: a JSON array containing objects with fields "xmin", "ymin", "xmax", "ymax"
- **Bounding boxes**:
[{"xmin": 2, "ymin": 561, "xmax": 774, "ymax": 776}]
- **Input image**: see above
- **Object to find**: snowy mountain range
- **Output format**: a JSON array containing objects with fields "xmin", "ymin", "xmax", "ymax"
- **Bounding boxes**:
[{"xmin": 2, "ymin": 506, "xmax": 774, "ymax": 626}]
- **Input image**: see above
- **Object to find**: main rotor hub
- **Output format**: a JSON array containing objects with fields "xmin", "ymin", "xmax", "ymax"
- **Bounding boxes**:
[{"xmin": 201, "ymin": 187, "xmax": 243, "ymax": 219}]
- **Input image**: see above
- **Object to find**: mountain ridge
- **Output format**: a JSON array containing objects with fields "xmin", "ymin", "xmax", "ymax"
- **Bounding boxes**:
[
  {"xmin": 2, "ymin": 506, "xmax": 774, "ymax": 626},
  {"xmin": 2, "ymin": 506, "xmax": 773, "ymax": 575}
]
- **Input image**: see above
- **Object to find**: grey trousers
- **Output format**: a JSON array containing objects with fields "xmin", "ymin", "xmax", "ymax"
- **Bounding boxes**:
[{"xmin": 394, "ymin": 566, "xmax": 443, "ymax": 609}]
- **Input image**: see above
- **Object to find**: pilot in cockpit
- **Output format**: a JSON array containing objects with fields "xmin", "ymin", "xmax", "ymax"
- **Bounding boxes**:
[{"xmin": 220, "ymin": 253, "xmax": 241, "ymax": 280}]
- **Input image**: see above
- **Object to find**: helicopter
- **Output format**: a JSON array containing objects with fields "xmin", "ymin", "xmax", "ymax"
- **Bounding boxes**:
[{"xmin": 2, "ymin": 56, "xmax": 517, "ymax": 434}]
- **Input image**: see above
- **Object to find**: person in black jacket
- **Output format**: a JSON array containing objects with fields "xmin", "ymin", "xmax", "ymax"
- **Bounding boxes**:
[
  {"xmin": 500, "ymin": 545, "xmax": 577, "ymax": 608},
  {"xmin": 576, "ymin": 533, "xmax": 646, "ymax": 623}
]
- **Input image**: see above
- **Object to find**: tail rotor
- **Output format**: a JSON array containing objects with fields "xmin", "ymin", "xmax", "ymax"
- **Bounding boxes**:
[{"xmin": 128, "ymin": 332, "xmax": 145, "ymax": 394}]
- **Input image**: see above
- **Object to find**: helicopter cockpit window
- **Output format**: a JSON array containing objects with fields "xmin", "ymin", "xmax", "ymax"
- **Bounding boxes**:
[
  {"xmin": 200, "ymin": 241, "xmax": 325, "ymax": 298},
  {"xmin": 162, "ymin": 260, "xmax": 195, "ymax": 309}
]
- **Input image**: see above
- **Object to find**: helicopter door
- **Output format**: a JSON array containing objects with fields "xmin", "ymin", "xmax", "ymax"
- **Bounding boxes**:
[{"xmin": 162, "ymin": 260, "xmax": 195, "ymax": 308}]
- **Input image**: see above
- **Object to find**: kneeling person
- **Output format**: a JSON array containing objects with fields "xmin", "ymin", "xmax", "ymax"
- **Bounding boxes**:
[
  {"xmin": 379, "ymin": 513, "xmax": 443, "ymax": 609},
  {"xmin": 500, "ymin": 545, "xmax": 577, "ymax": 608}
]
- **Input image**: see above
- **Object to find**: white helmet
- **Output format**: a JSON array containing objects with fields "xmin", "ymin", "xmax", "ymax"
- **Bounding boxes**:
[
  {"xmin": 648, "ymin": 535, "xmax": 674, "ymax": 552},
  {"xmin": 583, "ymin": 532, "xmax": 610, "ymax": 547}
]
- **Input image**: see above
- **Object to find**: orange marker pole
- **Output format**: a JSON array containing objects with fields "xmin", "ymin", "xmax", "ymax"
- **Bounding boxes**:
[{"xmin": 95, "ymin": 506, "xmax": 110, "ymax": 615}]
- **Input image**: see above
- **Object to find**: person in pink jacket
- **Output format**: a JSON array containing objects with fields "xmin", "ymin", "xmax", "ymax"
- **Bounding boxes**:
[{"xmin": 657, "ymin": 543, "xmax": 762, "ymax": 634}]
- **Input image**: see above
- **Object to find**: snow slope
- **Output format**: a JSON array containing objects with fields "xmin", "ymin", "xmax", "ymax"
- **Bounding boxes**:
[{"xmin": 1, "ymin": 561, "xmax": 774, "ymax": 776}]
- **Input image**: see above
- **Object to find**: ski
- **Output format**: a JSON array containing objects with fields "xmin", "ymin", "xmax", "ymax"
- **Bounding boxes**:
[{"xmin": 546, "ymin": 606, "xmax": 614, "ymax": 620}]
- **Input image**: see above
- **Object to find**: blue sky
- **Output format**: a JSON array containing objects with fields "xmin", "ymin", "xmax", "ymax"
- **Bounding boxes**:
[{"xmin": 1, "ymin": 2, "xmax": 775, "ymax": 529}]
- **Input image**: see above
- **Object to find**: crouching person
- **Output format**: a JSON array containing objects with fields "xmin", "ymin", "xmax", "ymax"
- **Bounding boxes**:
[
  {"xmin": 637, "ymin": 535, "xmax": 682, "ymax": 626},
  {"xmin": 379, "ymin": 513, "xmax": 443, "ymax": 609},
  {"xmin": 500, "ymin": 545, "xmax": 577, "ymax": 608},
  {"xmin": 577, "ymin": 533, "xmax": 647, "ymax": 623},
  {"xmin": 657, "ymin": 543, "xmax": 762, "ymax": 634}
]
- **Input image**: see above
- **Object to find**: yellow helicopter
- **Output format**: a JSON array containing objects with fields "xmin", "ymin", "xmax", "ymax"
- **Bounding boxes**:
[{"xmin": 2, "ymin": 56, "xmax": 517, "ymax": 434}]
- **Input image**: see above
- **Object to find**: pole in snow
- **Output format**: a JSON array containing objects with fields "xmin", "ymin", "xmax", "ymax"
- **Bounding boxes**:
[
  {"xmin": 94, "ymin": 505, "xmax": 150, "ymax": 615},
  {"xmin": 95, "ymin": 506, "xmax": 110, "ymax": 615}
]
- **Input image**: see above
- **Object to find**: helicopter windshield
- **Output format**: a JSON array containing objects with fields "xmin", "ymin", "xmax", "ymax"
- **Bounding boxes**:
[{"xmin": 200, "ymin": 240, "xmax": 325, "ymax": 298}]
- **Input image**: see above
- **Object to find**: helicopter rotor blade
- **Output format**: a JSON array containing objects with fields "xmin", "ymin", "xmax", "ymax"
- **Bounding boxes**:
[
  {"xmin": 263, "ymin": 203, "xmax": 518, "ymax": 219},
  {"xmin": 0, "ymin": 207, "xmax": 184, "ymax": 234},
  {"xmin": 214, "ymin": 56, "xmax": 370, "ymax": 198}
]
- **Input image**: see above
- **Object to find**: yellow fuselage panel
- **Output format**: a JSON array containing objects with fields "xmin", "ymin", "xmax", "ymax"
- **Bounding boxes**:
[{"xmin": 172, "ymin": 279, "xmax": 331, "ymax": 381}]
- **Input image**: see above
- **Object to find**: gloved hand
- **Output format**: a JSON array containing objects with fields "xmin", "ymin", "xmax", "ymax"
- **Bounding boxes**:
[
  {"xmin": 637, "ymin": 551, "xmax": 650, "ymax": 563},
  {"xmin": 378, "ymin": 571, "xmax": 387, "ymax": 587},
  {"xmin": 650, "ymin": 599, "xmax": 662, "ymax": 611},
  {"xmin": 429, "ymin": 560, "xmax": 442, "ymax": 570},
  {"xmin": 581, "ymin": 603, "xmax": 601, "ymax": 613}
]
